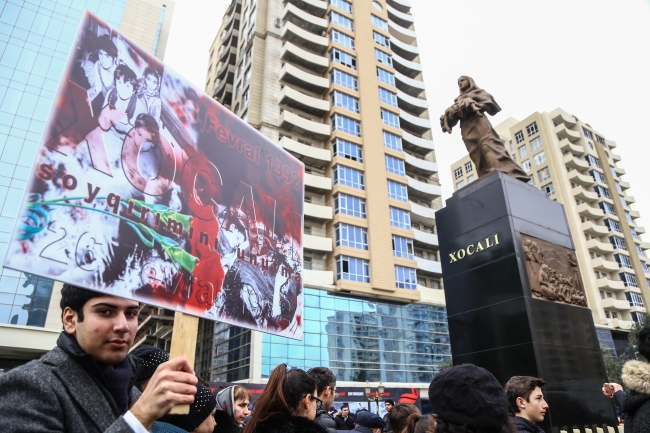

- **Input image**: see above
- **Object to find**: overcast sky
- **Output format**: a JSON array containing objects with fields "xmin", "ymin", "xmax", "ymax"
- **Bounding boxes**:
[{"xmin": 164, "ymin": 0, "xmax": 650, "ymax": 229}]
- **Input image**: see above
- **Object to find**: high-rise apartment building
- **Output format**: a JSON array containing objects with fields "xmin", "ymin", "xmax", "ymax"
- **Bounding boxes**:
[
  {"xmin": 451, "ymin": 108, "xmax": 649, "ymax": 351},
  {"xmin": 0, "ymin": 0, "xmax": 174, "ymax": 370},
  {"xmin": 201, "ymin": 0, "xmax": 450, "ymax": 394}
]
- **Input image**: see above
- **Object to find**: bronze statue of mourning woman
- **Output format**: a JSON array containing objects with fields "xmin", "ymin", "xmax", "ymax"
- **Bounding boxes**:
[{"xmin": 441, "ymin": 76, "xmax": 530, "ymax": 183}]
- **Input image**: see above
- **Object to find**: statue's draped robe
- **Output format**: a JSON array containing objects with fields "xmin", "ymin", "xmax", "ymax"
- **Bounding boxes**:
[{"xmin": 443, "ymin": 86, "xmax": 529, "ymax": 183}]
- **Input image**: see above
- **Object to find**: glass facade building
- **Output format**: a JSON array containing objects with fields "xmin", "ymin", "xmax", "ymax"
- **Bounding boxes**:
[{"xmin": 0, "ymin": 0, "xmax": 127, "ymax": 326}]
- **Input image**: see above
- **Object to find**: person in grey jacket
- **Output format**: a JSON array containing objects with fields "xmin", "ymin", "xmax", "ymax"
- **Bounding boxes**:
[
  {"xmin": 0, "ymin": 284, "xmax": 198, "ymax": 432},
  {"xmin": 307, "ymin": 366, "xmax": 338, "ymax": 433}
]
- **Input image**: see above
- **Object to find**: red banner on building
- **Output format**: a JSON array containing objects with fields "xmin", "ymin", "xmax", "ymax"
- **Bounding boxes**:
[{"xmin": 4, "ymin": 10, "xmax": 305, "ymax": 339}]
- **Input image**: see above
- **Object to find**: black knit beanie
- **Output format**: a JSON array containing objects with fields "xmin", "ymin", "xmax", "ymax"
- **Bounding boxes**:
[
  {"xmin": 133, "ymin": 346, "xmax": 169, "ymax": 385},
  {"xmin": 428, "ymin": 364, "xmax": 508, "ymax": 430},
  {"xmin": 160, "ymin": 384, "xmax": 217, "ymax": 431}
]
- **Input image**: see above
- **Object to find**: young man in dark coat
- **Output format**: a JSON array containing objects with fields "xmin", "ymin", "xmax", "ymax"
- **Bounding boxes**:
[
  {"xmin": 505, "ymin": 376, "xmax": 548, "ymax": 433},
  {"xmin": 382, "ymin": 400, "xmax": 394, "ymax": 433},
  {"xmin": 0, "ymin": 284, "xmax": 198, "ymax": 432},
  {"xmin": 335, "ymin": 404, "xmax": 356, "ymax": 430},
  {"xmin": 307, "ymin": 366, "xmax": 338, "ymax": 433},
  {"xmin": 603, "ymin": 326, "xmax": 650, "ymax": 433}
]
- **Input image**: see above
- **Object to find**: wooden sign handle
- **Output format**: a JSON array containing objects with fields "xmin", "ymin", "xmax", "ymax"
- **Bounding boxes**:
[{"xmin": 167, "ymin": 311, "xmax": 199, "ymax": 415}]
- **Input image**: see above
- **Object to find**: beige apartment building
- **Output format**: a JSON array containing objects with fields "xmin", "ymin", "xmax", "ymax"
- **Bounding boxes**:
[
  {"xmin": 451, "ymin": 108, "xmax": 649, "ymax": 349},
  {"xmin": 0, "ymin": 0, "xmax": 175, "ymax": 370},
  {"xmin": 201, "ymin": 0, "xmax": 450, "ymax": 391}
]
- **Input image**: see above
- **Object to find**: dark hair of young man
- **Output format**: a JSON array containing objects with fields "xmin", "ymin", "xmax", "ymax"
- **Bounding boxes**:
[
  {"xmin": 388, "ymin": 403, "xmax": 421, "ymax": 433},
  {"xmin": 385, "ymin": 399, "xmax": 395, "ymax": 406},
  {"xmin": 96, "ymin": 34, "xmax": 117, "ymax": 58},
  {"xmin": 306, "ymin": 366, "xmax": 337, "ymax": 395},
  {"xmin": 59, "ymin": 283, "xmax": 104, "ymax": 322},
  {"xmin": 504, "ymin": 376, "xmax": 546, "ymax": 416},
  {"xmin": 341, "ymin": 403, "xmax": 349, "ymax": 409}
]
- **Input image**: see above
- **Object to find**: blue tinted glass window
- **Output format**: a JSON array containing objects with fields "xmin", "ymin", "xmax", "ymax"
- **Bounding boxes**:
[
  {"xmin": 385, "ymin": 155, "xmax": 405, "ymax": 176},
  {"xmin": 383, "ymin": 131, "xmax": 402, "ymax": 151},
  {"xmin": 389, "ymin": 206, "xmax": 411, "ymax": 229},
  {"xmin": 334, "ymin": 193, "xmax": 366, "ymax": 218},
  {"xmin": 333, "ymin": 138, "xmax": 362, "ymax": 162},
  {"xmin": 387, "ymin": 179, "xmax": 408, "ymax": 201}
]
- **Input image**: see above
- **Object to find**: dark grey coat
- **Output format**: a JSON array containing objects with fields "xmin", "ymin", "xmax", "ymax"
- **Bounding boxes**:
[
  {"xmin": 0, "ymin": 333, "xmax": 142, "ymax": 432},
  {"xmin": 615, "ymin": 360, "xmax": 650, "ymax": 433},
  {"xmin": 314, "ymin": 404, "xmax": 338, "ymax": 433}
]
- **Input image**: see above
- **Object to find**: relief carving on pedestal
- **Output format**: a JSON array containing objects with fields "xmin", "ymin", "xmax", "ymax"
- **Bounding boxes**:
[{"xmin": 521, "ymin": 234, "xmax": 588, "ymax": 307}]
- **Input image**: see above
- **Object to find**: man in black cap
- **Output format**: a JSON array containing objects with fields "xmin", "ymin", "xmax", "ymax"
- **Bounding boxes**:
[
  {"xmin": 352, "ymin": 411, "xmax": 387, "ymax": 433},
  {"xmin": 428, "ymin": 363, "xmax": 510, "ymax": 432},
  {"xmin": 382, "ymin": 399, "xmax": 394, "ymax": 433}
]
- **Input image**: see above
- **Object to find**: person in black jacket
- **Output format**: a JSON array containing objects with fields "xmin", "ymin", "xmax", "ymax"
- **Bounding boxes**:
[
  {"xmin": 505, "ymin": 376, "xmax": 548, "ymax": 433},
  {"xmin": 335, "ymin": 404, "xmax": 356, "ymax": 430},
  {"xmin": 241, "ymin": 364, "xmax": 326, "ymax": 433},
  {"xmin": 382, "ymin": 400, "xmax": 394, "ymax": 433},
  {"xmin": 307, "ymin": 367, "xmax": 338, "ymax": 433}
]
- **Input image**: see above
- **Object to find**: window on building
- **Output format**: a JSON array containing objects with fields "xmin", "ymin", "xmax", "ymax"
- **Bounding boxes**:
[
  {"xmin": 381, "ymin": 109, "xmax": 400, "ymax": 128},
  {"xmin": 333, "ymin": 165, "xmax": 364, "ymax": 189},
  {"xmin": 533, "ymin": 151, "xmax": 546, "ymax": 166},
  {"xmin": 530, "ymin": 137, "xmax": 542, "ymax": 151},
  {"xmin": 586, "ymin": 155, "xmax": 601, "ymax": 168},
  {"xmin": 395, "ymin": 266, "xmax": 417, "ymax": 290},
  {"xmin": 642, "ymin": 263, "xmax": 650, "ymax": 275},
  {"xmin": 620, "ymin": 195, "xmax": 627, "ymax": 207},
  {"xmin": 465, "ymin": 162, "xmax": 473, "ymax": 173},
  {"xmin": 335, "ymin": 223, "xmax": 368, "ymax": 249},
  {"xmin": 303, "ymin": 256, "xmax": 312, "ymax": 270},
  {"xmin": 375, "ymin": 48, "xmax": 392, "ymax": 66},
  {"xmin": 599, "ymin": 202, "xmax": 616, "ymax": 215},
  {"xmin": 620, "ymin": 272, "xmax": 638, "ymax": 287},
  {"xmin": 373, "ymin": 31, "xmax": 390, "ymax": 48},
  {"xmin": 417, "ymin": 277, "xmax": 427, "ymax": 287},
  {"xmin": 609, "ymin": 236, "xmax": 626, "ymax": 250},
  {"xmin": 392, "ymin": 235, "xmax": 414, "ymax": 259},
  {"xmin": 614, "ymin": 254, "xmax": 632, "ymax": 269},
  {"xmin": 631, "ymin": 228, "xmax": 638, "ymax": 239},
  {"xmin": 330, "ymin": 48, "xmax": 356, "ymax": 69},
  {"xmin": 336, "ymin": 255, "xmax": 369, "ymax": 282},
  {"xmin": 526, "ymin": 122, "xmax": 538, "ymax": 136},
  {"xmin": 543, "ymin": 183, "xmax": 555, "ymax": 197},
  {"xmin": 632, "ymin": 312, "xmax": 646, "ymax": 324},
  {"xmin": 626, "ymin": 212, "xmax": 633, "ymax": 223},
  {"xmin": 591, "ymin": 170, "xmax": 606, "ymax": 183},
  {"xmin": 467, "ymin": 174, "xmax": 475, "ymax": 183},
  {"xmin": 331, "ymin": 91, "xmax": 359, "ymax": 113},
  {"xmin": 330, "ymin": 69, "xmax": 358, "ymax": 90},
  {"xmin": 333, "ymin": 138, "xmax": 362, "ymax": 161},
  {"xmin": 329, "ymin": 11, "xmax": 353, "ymax": 30},
  {"xmin": 610, "ymin": 165, "xmax": 617, "ymax": 177},
  {"xmin": 626, "ymin": 292, "xmax": 645, "ymax": 308},
  {"xmin": 389, "ymin": 206, "xmax": 411, "ymax": 229},
  {"xmin": 387, "ymin": 180, "xmax": 408, "ymax": 201},
  {"xmin": 378, "ymin": 87, "xmax": 398, "ymax": 106},
  {"xmin": 329, "ymin": 0, "xmax": 353, "ymax": 13},
  {"xmin": 454, "ymin": 167, "xmax": 463, "ymax": 179},
  {"xmin": 522, "ymin": 160, "xmax": 531, "ymax": 172},
  {"xmin": 383, "ymin": 131, "xmax": 402, "ymax": 151},
  {"xmin": 385, "ymin": 155, "xmax": 405, "ymax": 176},
  {"xmin": 518, "ymin": 145, "xmax": 528, "ymax": 158},
  {"xmin": 456, "ymin": 180, "xmax": 465, "ymax": 190},
  {"xmin": 538, "ymin": 167, "xmax": 551, "ymax": 182},
  {"xmin": 515, "ymin": 131, "xmax": 524, "ymax": 143},
  {"xmin": 583, "ymin": 128, "xmax": 593, "ymax": 139},
  {"xmin": 372, "ymin": 1, "xmax": 382, "ymax": 10},
  {"xmin": 334, "ymin": 193, "xmax": 366, "ymax": 218},
  {"xmin": 371, "ymin": 14, "xmax": 388, "ymax": 31},
  {"xmin": 330, "ymin": 30, "xmax": 355, "ymax": 49},
  {"xmin": 594, "ymin": 185, "xmax": 610, "ymax": 198},
  {"xmin": 377, "ymin": 67, "xmax": 395, "ymax": 86},
  {"xmin": 0, "ymin": 274, "xmax": 55, "ymax": 327},
  {"xmin": 615, "ymin": 181, "xmax": 622, "ymax": 192},
  {"xmin": 332, "ymin": 114, "xmax": 361, "ymax": 136},
  {"xmin": 637, "ymin": 245, "xmax": 644, "ymax": 256},
  {"xmin": 604, "ymin": 219, "xmax": 621, "ymax": 232},
  {"xmin": 596, "ymin": 135, "xmax": 606, "ymax": 145},
  {"xmin": 243, "ymin": 89, "xmax": 250, "ymax": 105},
  {"xmin": 509, "ymin": 140, "xmax": 514, "ymax": 152}
]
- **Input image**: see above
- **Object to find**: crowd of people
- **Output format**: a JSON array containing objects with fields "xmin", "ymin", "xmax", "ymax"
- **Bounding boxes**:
[{"xmin": 0, "ymin": 285, "xmax": 647, "ymax": 432}]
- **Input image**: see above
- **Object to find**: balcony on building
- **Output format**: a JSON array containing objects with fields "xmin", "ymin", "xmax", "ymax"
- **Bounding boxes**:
[
  {"xmin": 602, "ymin": 298, "xmax": 632, "ymax": 311},
  {"xmin": 304, "ymin": 269, "xmax": 335, "ymax": 286},
  {"xmin": 389, "ymin": 36, "xmax": 419, "ymax": 61},
  {"xmin": 619, "ymin": 180, "xmax": 631, "ymax": 191},
  {"xmin": 132, "ymin": 306, "xmax": 175, "ymax": 351},
  {"xmin": 611, "ymin": 153, "xmax": 622, "ymax": 163},
  {"xmin": 572, "ymin": 185, "xmax": 598, "ymax": 202},
  {"xmin": 555, "ymin": 124, "xmax": 581, "ymax": 143},
  {"xmin": 279, "ymin": 85, "xmax": 330, "ymax": 116},
  {"xmin": 577, "ymin": 203, "xmax": 603, "ymax": 219},
  {"xmin": 397, "ymin": 90, "xmax": 428, "ymax": 116},
  {"xmin": 550, "ymin": 108, "xmax": 577, "ymax": 127},
  {"xmin": 416, "ymin": 257, "xmax": 442, "ymax": 276},
  {"xmin": 222, "ymin": 9, "xmax": 240, "ymax": 33},
  {"xmin": 586, "ymin": 239, "xmax": 614, "ymax": 255},
  {"xmin": 285, "ymin": 0, "xmax": 327, "ymax": 17},
  {"xmin": 279, "ymin": 63, "xmax": 328, "ymax": 94},
  {"xmin": 636, "ymin": 225, "xmax": 646, "ymax": 235},
  {"xmin": 280, "ymin": 136, "xmax": 331, "ymax": 168},
  {"xmin": 304, "ymin": 233, "xmax": 333, "ymax": 252},
  {"xmin": 568, "ymin": 169, "xmax": 594, "ymax": 187},
  {"xmin": 214, "ymin": 81, "xmax": 233, "ymax": 105},
  {"xmin": 219, "ymin": 45, "xmax": 237, "ymax": 65},
  {"xmin": 280, "ymin": 41, "xmax": 328, "ymax": 73},
  {"xmin": 611, "ymin": 318, "xmax": 633, "ymax": 329},
  {"xmin": 386, "ymin": 2, "xmax": 414, "ymax": 28},
  {"xmin": 304, "ymin": 202, "xmax": 333, "ymax": 221},
  {"xmin": 614, "ymin": 166, "xmax": 626, "ymax": 176},
  {"xmin": 629, "ymin": 210, "xmax": 641, "ymax": 219},
  {"xmin": 407, "ymin": 175, "xmax": 441, "ymax": 201},
  {"xmin": 597, "ymin": 278, "xmax": 625, "ymax": 291},
  {"xmin": 388, "ymin": 19, "xmax": 416, "ymax": 44},
  {"xmin": 401, "ymin": 129, "xmax": 434, "ymax": 155},
  {"xmin": 282, "ymin": 2, "xmax": 327, "ymax": 34},
  {"xmin": 281, "ymin": 20, "xmax": 328, "ymax": 54},
  {"xmin": 279, "ymin": 109, "xmax": 329, "ymax": 138},
  {"xmin": 413, "ymin": 228, "xmax": 439, "ymax": 248},
  {"xmin": 624, "ymin": 194, "xmax": 636, "ymax": 205},
  {"xmin": 606, "ymin": 139, "xmax": 617, "ymax": 149},
  {"xmin": 582, "ymin": 220, "xmax": 609, "ymax": 236},
  {"xmin": 405, "ymin": 152, "xmax": 437, "ymax": 177},
  {"xmin": 221, "ymin": 26, "xmax": 239, "ymax": 47},
  {"xmin": 387, "ymin": 0, "xmax": 412, "ymax": 14},
  {"xmin": 305, "ymin": 172, "xmax": 332, "ymax": 193},
  {"xmin": 563, "ymin": 153, "xmax": 589, "ymax": 170},
  {"xmin": 559, "ymin": 138, "xmax": 584, "ymax": 156},
  {"xmin": 410, "ymin": 200, "xmax": 436, "ymax": 226},
  {"xmin": 216, "ymin": 62, "xmax": 235, "ymax": 82},
  {"xmin": 394, "ymin": 70, "xmax": 425, "ymax": 98},
  {"xmin": 591, "ymin": 257, "xmax": 619, "ymax": 273},
  {"xmin": 400, "ymin": 109, "xmax": 431, "ymax": 135},
  {"xmin": 392, "ymin": 52, "xmax": 422, "ymax": 79},
  {"xmin": 641, "ymin": 241, "xmax": 650, "ymax": 251}
]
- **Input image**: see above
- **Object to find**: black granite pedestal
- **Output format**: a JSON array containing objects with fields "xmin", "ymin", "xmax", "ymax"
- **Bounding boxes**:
[{"xmin": 436, "ymin": 172, "xmax": 617, "ymax": 433}]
